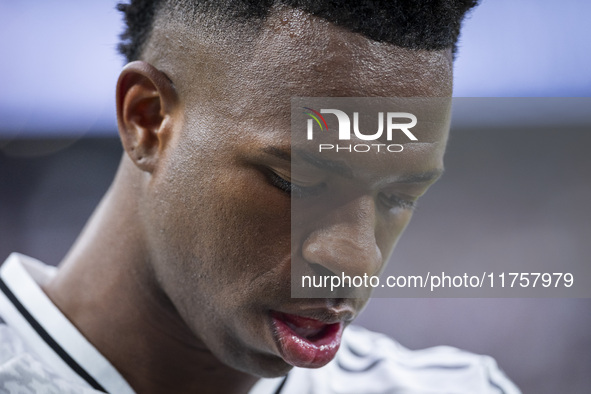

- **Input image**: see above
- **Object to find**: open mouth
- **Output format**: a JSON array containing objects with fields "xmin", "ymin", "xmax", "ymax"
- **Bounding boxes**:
[{"xmin": 270, "ymin": 311, "xmax": 344, "ymax": 368}]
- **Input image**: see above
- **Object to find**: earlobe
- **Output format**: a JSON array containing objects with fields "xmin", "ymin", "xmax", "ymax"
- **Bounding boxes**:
[{"xmin": 116, "ymin": 61, "xmax": 178, "ymax": 173}]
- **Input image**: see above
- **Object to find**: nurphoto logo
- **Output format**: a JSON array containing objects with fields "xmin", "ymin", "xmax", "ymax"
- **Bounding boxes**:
[{"xmin": 303, "ymin": 107, "xmax": 418, "ymax": 153}]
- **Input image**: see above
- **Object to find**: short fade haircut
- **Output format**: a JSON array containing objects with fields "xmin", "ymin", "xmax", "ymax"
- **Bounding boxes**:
[{"xmin": 117, "ymin": 0, "xmax": 478, "ymax": 63}]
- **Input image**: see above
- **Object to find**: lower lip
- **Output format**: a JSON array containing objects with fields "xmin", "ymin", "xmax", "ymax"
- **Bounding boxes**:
[{"xmin": 271, "ymin": 312, "xmax": 343, "ymax": 368}]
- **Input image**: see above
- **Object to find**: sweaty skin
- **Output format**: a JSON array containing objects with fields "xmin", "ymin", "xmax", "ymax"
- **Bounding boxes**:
[{"xmin": 43, "ymin": 5, "xmax": 452, "ymax": 394}]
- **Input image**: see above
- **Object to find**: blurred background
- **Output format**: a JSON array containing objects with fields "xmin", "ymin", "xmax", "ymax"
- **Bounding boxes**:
[{"xmin": 1, "ymin": 0, "xmax": 590, "ymax": 392}]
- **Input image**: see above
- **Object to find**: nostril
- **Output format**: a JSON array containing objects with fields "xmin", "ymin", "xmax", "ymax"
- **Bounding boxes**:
[
  {"xmin": 303, "ymin": 235, "xmax": 382, "ymax": 277},
  {"xmin": 310, "ymin": 262, "xmax": 340, "ymax": 277}
]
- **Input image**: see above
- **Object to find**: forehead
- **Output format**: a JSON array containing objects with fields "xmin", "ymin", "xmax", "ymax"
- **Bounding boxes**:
[
  {"xmin": 243, "ymin": 7, "xmax": 453, "ymax": 95},
  {"xmin": 147, "ymin": 6, "xmax": 453, "ymax": 121}
]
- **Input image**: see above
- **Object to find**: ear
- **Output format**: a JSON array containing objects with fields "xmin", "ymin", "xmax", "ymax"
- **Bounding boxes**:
[{"xmin": 116, "ymin": 61, "xmax": 178, "ymax": 173}]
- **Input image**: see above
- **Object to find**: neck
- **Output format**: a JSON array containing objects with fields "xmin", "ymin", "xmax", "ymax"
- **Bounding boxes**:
[{"xmin": 43, "ymin": 157, "xmax": 259, "ymax": 394}]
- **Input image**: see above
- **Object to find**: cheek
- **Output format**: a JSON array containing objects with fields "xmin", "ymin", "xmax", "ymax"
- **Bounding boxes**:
[
  {"xmin": 140, "ymin": 146, "xmax": 294, "ymax": 359},
  {"xmin": 145, "ymin": 145, "xmax": 292, "ymax": 306},
  {"xmin": 376, "ymin": 209, "xmax": 413, "ymax": 265}
]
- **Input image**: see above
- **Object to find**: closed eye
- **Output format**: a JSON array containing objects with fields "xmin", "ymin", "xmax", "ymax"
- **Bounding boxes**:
[
  {"xmin": 377, "ymin": 192, "xmax": 417, "ymax": 211},
  {"xmin": 265, "ymin": 169, "xmax": 326, "ymax": 199}
]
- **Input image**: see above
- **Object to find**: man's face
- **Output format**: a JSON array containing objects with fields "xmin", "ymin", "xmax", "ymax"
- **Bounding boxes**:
[{"xmin": 139, "ymin": 7, "xmax": 452, "ymax": 377}]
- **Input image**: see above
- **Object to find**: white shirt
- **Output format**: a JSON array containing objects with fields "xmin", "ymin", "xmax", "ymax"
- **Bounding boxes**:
[{"xmin": 0, "ymin": 253, "xmax": 521, "ymax": 393}]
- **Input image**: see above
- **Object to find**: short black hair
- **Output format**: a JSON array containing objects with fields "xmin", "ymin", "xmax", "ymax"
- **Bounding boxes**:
[{"xmin": 117, "ymin": 0, "xmax": 478, "ymax": 63}]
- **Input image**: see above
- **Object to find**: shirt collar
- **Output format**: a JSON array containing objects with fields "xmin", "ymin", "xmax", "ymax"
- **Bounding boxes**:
[{"xmin": 0, "ymin": 253, "xmax": 135, "ymax": 394}]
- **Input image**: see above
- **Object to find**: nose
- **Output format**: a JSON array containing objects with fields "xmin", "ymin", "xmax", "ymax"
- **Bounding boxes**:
[{"xmin": 301, "ymin": 195, "xmax": 382, "ymax": 278}]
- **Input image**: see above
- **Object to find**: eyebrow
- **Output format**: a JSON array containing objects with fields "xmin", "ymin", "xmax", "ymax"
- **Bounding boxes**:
[
  {"xmin": 260, "ymin": 147, "xmax": 443, "ymax": 183},
  {"xmin": 394, "ymin": 169, "xmax": 444, "ymax": 184}
]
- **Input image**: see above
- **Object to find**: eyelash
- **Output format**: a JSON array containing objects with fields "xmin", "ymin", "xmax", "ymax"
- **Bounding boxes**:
[
  {"xmin": 266, "ymin": 170, "xmax": 416, "ymax": 211},
  {"xmin": 266, "ymin": 170, "xmax": 326, "ymax": 198},
  {"xmin": 377, "ymin": 192, "xmax": 417, "ymax": 211}
]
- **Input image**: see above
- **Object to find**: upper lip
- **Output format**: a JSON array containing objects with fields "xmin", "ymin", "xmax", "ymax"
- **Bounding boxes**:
[{"xmin": 272, "ymin": 306, "xmax": 356, "ymax": 325}]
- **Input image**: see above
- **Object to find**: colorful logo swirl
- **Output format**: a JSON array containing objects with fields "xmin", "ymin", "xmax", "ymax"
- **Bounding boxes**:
[{"xmin": 303, "ymin": 107, "xmax": 329, "ymax": 132}]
